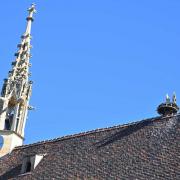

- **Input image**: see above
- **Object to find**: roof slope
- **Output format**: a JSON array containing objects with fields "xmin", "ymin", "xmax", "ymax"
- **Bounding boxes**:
[{"xmin": 0, "ymin": 115, "xmax": 180, "ymax": 180}]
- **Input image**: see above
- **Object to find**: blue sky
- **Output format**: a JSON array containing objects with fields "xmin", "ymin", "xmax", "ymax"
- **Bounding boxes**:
[{"xmin": 0, "ymin": 1, "xmax": 179, "ymax": 144}]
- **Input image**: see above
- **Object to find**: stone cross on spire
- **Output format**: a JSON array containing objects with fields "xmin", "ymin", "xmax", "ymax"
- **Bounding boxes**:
[{"xmin": 0, "ymin": 4, "xmax": 36, "ymax": 157}]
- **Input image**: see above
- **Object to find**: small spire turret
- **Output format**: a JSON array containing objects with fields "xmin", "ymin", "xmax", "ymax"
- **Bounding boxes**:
[{"xmin": 157, "ymin": 93, "xmax": 179, "ymax": 116}]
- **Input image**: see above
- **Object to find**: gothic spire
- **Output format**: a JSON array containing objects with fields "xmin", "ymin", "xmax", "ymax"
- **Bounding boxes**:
[
  {"xmin": 1, "ymin": 4, "xmax": 36, "ymax": 99},
  {"xmin": 0, "ymin": 4, "xmax": 36, "ymax": 157}
]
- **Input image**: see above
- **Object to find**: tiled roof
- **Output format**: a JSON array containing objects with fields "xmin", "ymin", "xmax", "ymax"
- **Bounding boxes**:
[{"xmin": 0, "ymin": 115, "xmax": 179, "ymax": 179}]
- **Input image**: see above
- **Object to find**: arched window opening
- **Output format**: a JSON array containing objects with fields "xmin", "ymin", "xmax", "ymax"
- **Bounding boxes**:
[
  {"xmin": 5, "ymin": 104, "xmax": 16, "ymax": 130},
  {"xmin": 4, "ymin": 111, "xmax": 14, "ymax": 130},
  {"xmin": 16, "ymin": 105, "xmax": 23, "ymax": 132},
  {"xmin": 4, "ymin": 119, "xmax": 12, "ymax": 130},
  {"xmin": 15, "ymin": 118, "xmax": 20, "ymax": 132}
]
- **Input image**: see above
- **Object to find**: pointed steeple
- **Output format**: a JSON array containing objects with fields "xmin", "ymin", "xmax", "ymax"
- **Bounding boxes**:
[
  {"xmin": 0, "ymin": 4, "xmax": 36, "ymax": 157},
  {"xmin": 1, "ymin": 4, "xmax": 36, "ymax": 98}
]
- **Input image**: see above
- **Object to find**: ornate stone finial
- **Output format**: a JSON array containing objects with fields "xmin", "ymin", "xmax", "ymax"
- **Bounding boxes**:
[
  {"xmin": 166, "ymin": 94, "xmax": 170, "ymax": 104},
  {"xmin": 28, "ymin": 3, "xmax": 36, "ymax": 13},
  {"xmin": 24, "ymin": 4, "xmax": 36, "ymax": 37},
  {"xmin": 157, "ymin": 93, "xmax": 179, "ymax": 116},
  {"xmin": 172, "ymin": 92, "xmax": 177, "ymax": 104}
]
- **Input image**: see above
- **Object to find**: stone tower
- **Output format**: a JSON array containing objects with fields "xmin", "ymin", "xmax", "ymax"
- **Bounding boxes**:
[{"xmin": 0, "ymin": 4, "xmax": 36, "ymax": 157}]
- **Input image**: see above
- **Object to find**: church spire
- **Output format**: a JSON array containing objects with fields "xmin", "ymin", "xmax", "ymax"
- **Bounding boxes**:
[
  {"xmin": 0, "ymin": 4, "xmax": 36, "ymax": 157},
  {"xmin": 1, "ymin": 4, "xmax": 36, "ymax": 98}
]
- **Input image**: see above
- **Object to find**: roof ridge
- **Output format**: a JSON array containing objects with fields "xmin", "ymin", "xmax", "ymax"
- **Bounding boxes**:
[{"xmin": 14, "ymin": 114, "xmax": 180, "ymax": 150}]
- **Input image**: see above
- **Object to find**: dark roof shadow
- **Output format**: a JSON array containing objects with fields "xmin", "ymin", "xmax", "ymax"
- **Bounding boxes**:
[
  {"xmin": 96, "ymin": 119, "xmax": 153, "ymax": 148},
  {"xmin": 0, "ymin": 164, "xmax": 21, "ymax": 180}
]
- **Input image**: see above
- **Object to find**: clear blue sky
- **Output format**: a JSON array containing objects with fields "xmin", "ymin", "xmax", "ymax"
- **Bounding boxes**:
[{"xmin": 0, "ymin": 1, "xmax": 179, "ymax": 144}]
